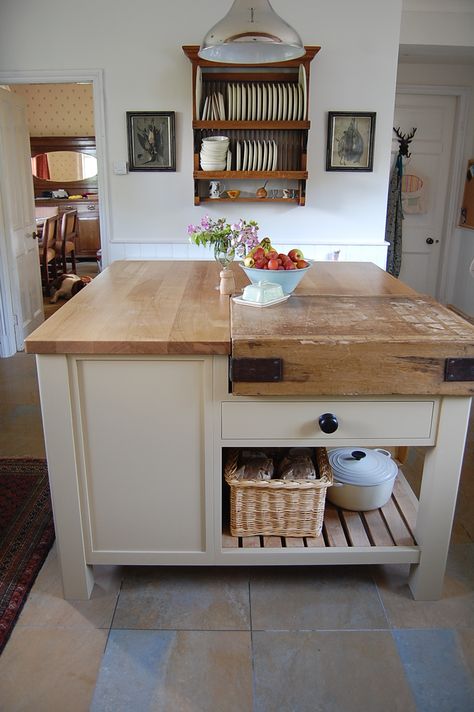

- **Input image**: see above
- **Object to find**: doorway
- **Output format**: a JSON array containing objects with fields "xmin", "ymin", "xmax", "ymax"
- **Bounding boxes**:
[
  {"xmin": 393, "ymin": 85, "xmax": 469, "ymax": 302},
  {"xmin": 0, "ymin": 69, "xmax": 109, "ymax": 357}
]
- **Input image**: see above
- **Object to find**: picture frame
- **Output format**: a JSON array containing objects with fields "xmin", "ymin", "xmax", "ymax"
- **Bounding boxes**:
[
  {"xmin": 326, "ymin": 112, "xmax": 376, "ymax": 172},
  {"xmin": 126, "ymin": 111, "xmax": 176, "ymax": 171}
]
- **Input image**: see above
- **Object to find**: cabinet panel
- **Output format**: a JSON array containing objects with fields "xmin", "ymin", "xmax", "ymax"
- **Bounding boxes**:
[
  {"xmin": 75, "ymin": 358, "xmax": 211, "ymax": 555},
  {"xmin": 221, "ymin": 399, "xmax": 437, "ymax": 442}
]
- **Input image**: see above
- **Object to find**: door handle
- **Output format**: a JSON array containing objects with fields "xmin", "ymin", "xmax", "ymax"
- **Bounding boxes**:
[
  {"xmin": 29, "ymin": 231, "xmax": 39, "ymax": 240},
  {"xmin": 426, "ymin": 237, "xmax": 439, "ymax": 245}
]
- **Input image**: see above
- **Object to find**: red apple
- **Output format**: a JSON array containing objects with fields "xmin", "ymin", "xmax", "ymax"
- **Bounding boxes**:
[
  {"xmin": 285, "ymin": 262, "xmax": 297, "ymax": 270},
  {"xmin": 296, "ymin": 259, "xmax": 309, "ymax": 269},
  {"xmin": 268, "ymin": 258, "xmax": 279, "ymax": 270},
  {"xmin": 288, "ymin": 248, "xmax": 304, "ymax": 262}
]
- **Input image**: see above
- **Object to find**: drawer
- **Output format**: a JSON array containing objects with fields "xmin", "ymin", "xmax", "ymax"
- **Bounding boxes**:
[{"xmin": 221, "ymin": 399, "xmax": 437, "ymax": 442}]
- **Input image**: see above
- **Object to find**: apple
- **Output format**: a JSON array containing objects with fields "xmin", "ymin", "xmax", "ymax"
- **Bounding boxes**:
[
  {"xmin": 253, "ymin": 247, "xmax": 265, "ymax": 260},
  {"xmin": 285, "ymin": 262, "xmax": 297, "ymax": 270},
  {"xmin": 288, "ymin": 248, "xmax": 304, "ymax": 262},
  {"xmin": 243, "ymin": 256, "xmax": 255, "ymax": 268},
  {"xmin": 296, "ymin": 259, "xmax": 309, "ymax": 269},
  {"xmin": 267, "ymin": 259, "xmax": 279, "ymax": 270}
]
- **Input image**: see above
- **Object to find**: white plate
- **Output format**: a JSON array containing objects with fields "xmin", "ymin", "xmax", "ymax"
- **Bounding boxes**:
[
  {"xmin": 292, "ymin": 84, "xmax": 298, "ymax": 120},
  {"xmin": 196, "ymin": 66, "xmax": 202, "ymax": 119},
  {"xmin": 266, "ymin": 140, "xmax": 273, "ymax": 171},
  {"xmin": 256, "ymin": 141, "xmax": 262, "ymax": 171},
  {"xmin": 266, "ymin": 83, "xmax": 272, "ymax": 122},
  {"xmin": 262, "ymin": 140, "xmax": 268, "ymax": 171},
  {"xmin": 256, "ymin": 83, "xmax": 261, "ymax": 121},
  {"xmin": 241, "ymin": 83, "xmax": 247, "ymax": 120},
  {"xmin": 235, "ymin": 83, "xmax": 241, "ymax": 121},
  {"xmin": 287, "ymin": 83, "xmax": 293, "ymax": 121},
  {"xmin": 272, "ymin": 140, "xmax": 278, "ymax": 170},
  {"xmin": 233, "ymin": 84, "xmax": 238, "ymax": 121},
  {"xmin": 299, "ymin": 64, "xmax": 307, "ymax": 119},
  {"xmin": 242, "ymin": 140, "xmax": 248, "ymax": 171},
  {"xmin": 277, "ymin": 84, "xmax": 283, "ymax": 120},
  {"xmin": 270, "ymin": 84, "xmax": 276, "ymax": 120},
  {"xmin": 251, "ymin": 83, "xmax": 257, "ymax": 120},
  {"xmin": 226, "ymin": 150, "xmax": 232, "ymax": 170},
  {"xmin": 201, "ymin": 96, "xmax": 209, "ymax": 120},
  {"xmin": 282, "ymin": 83, "xmax": 288, "ymax": 120},
  {"xmin": 261, "ymin": 83, "xmax": 267, "ymax": 120},
  {"xmin": 236, "ymin": 141, "xmax": 241, "ymax": 171},
  {"xmin": 232, "ymin": 294, "xmax": 291, "ymax": 308},
  {"xmin": 227, "ymin": 85, "xmax": 232, "ymax": 120},
  {"xmin": 218, "ymin": 92, "xmax": 225, "ymax": 120},
  {"xmin": 247, "ymin": 140, "xmax": 254, "ymax": 171}
]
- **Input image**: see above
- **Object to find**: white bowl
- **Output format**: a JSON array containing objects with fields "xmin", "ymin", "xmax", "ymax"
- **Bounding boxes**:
[
  {"xmin": 202, "ymin": 136, "xmax": 229, "ymax": 144},
  {"xmin": 240, "ymin": 260, "xmax": 314, "ymax": 295}
]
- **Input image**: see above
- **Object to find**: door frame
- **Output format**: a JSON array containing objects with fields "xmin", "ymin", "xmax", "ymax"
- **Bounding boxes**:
[
  {"xmin": 395, "ymin": 83, "xmax": 470, "ymax": 303},
  {"xmin": 0, "ymin": 69, "xmax": 110, "ymax": 357}
]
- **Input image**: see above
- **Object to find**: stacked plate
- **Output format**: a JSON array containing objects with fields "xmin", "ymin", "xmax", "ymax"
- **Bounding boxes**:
[
  {"xmin": 201, "ymin": 92, "xmax": 226, "ymax": 120},
  {"xmin": 235, "ymin": 140, "xmax": 277, "ymax": 172},
  {"xmin": 200, "ymin": 136, "xmax": 229, "ymax": 171},
  {"xmin": 224, "ymin": 66, "xmax": 307, "ymax": 122}
]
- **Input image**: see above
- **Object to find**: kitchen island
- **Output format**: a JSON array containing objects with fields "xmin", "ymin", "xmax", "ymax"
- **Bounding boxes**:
[{"xmin": 25, "ymin": 261, "xmax": 474, "ymax": 600}]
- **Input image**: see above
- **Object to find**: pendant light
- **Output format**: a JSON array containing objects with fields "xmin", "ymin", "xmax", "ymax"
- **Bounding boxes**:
[{"xmin": 199, "ymin": 0, "xmax": 305, "ymax": 64}]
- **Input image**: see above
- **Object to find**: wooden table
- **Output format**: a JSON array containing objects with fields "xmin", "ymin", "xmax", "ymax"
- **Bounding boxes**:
[{"xmin": 25, "ymin": 261, "xmax": 474, "ymax": 600}]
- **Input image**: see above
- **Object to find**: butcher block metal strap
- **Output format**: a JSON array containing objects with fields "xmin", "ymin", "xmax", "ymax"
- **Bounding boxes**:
[
  {"xmin": 445, "ymin": 358, "xmax": 474, "ymax": 382},
  {"xmin": 230, "ymin": 357, "xmax": 283, "ymax": 382}
]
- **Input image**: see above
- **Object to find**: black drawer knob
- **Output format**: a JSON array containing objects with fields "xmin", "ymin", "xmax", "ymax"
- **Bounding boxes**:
[{"xmin": 318, "ymin": 412, "xmax": 339, "ymax": 434}]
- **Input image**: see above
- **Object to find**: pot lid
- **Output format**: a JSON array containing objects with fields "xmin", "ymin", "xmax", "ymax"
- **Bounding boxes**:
[{"xmin": 328, "ymin": 448, "xmax": 398, "ymax": 486}]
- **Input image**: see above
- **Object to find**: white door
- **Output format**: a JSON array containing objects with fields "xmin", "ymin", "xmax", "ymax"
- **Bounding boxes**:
[
  {"xmin": 0, "ymin": 87, "xmax": 43, "ymax": 354},
  {"xmin": 393, "ymin": 93, "xmax": 456, "ymax": 298}
]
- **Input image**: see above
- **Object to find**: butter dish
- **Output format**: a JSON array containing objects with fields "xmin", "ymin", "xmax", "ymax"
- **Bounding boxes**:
[
  {"xmin": 232, "ymin": 294, "xmax": 290, "ymax": 308},
  {"xmin": 241, "ymin": 280, "xmax": 284, "ymax": 304}
]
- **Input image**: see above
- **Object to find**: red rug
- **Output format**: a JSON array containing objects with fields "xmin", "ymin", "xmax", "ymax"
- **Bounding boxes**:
[{"xmin": 0, "ymin": 459, "xmax": 55, "ymax": 654}]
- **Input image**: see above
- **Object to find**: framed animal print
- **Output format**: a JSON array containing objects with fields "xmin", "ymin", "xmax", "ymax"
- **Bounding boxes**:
[
  {"xmin": 126, "ymin": 111, "xmax": 176, "ymax": 171},
  {"xmin": 326, "ymin": 112, "xmax": 376, "ymax": 172}
]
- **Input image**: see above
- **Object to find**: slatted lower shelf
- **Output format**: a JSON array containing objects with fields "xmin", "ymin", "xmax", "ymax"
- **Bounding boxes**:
[{"xmin": 222, "ymin": 471, "xmax": 418, "ymax": 550}]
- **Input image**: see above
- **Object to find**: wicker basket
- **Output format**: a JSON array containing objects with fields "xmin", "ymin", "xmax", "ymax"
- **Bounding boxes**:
[{"xmin": 224, "ymin": 448, "xmax": 333, "ymax": 537}]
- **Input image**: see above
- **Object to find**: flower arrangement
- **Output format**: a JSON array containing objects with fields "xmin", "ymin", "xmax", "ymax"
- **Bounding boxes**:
[{"xmin": 188, "ymin": 216, "xmax": 260, "ymax": 266}]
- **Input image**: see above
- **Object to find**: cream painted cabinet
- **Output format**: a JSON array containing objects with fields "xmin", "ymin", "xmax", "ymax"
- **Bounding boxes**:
[{"xmin": 38, "ymin": 355, "xmax": 214, "ymax": 596}]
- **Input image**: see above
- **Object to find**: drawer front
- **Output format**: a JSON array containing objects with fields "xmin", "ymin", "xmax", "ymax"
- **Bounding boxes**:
[{"xmin": 221, "ymin": 400, "xmax": 436, "ymax": 442}]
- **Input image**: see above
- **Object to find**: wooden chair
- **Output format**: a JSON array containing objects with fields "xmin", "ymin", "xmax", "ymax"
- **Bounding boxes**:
[
  {"xmin": 56, "ymin": 210, "xmax": 77, "ymax": 275},
  {"xmin": 39, "ymin": 214, "xmax": 59, "ymax": 293}
]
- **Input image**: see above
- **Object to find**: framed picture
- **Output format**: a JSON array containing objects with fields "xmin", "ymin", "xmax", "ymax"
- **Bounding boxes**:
[
  {"xmin": 326, "ymin": 112, "xmax": 376, "ymax": 171},
  {"xmin": 126, "ymin": 111, "xmax": 176, "ymax": 171}
]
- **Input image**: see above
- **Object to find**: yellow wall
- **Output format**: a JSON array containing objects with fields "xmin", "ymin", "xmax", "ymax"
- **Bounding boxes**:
[{"xmin": 11, "ymin": 83, "xmax": 94, "ymax": 136}]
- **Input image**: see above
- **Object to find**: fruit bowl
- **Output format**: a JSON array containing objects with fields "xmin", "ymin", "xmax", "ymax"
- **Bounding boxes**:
[{"xmin": 239, "ymin": 259, "xmax": 314, "ymax": 295}]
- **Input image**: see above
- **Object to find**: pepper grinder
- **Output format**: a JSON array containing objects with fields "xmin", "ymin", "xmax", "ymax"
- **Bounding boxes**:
[{"xmin": 219, "ymin": 267, "xmax": 235, "ymax": 295}]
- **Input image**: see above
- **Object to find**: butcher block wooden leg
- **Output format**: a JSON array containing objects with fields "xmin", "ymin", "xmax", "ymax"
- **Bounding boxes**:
[
  {"xmin": 409, "ymin": 396, "xmax": 471, "ymax": 600},
  {"xmin": 36, "ymin": 355, "xmax": 94, "ymax": 599}
]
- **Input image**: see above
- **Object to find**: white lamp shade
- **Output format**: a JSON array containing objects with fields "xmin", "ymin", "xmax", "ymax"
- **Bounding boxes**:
[{"xmin": 199, "ymin": 0, "xmax": 305, "ymax": 64}]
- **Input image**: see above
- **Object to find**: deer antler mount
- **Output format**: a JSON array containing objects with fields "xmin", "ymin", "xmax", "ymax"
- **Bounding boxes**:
[{"xmin": 393, "ymin": 126, "xmax": 417, "ymax": 158}]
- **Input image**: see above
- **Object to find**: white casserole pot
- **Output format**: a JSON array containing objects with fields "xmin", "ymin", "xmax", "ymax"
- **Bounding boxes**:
[{"xmin": 326, "ymin": 448, "xmax": 398, "ymax": 511}]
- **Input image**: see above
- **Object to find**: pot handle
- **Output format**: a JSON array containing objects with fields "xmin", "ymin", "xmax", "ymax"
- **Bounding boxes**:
[{"xmin": 375, "ymin": 448, "xmax": 391, "ymax": 457}]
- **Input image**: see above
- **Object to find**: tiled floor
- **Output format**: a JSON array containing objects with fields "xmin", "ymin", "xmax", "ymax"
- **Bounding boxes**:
[{"xmin": 0, "ymin": 351, "xmax": 473, "ymax": 711}]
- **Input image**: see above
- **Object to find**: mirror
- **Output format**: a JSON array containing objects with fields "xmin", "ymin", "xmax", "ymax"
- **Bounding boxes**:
[
  {"xmin": 32, "ymin": 151, "xmax": 98, "ymax": 182},
  {"xmin": 30, "ymin": 136, "xmax": 98, "ymax": 196}
]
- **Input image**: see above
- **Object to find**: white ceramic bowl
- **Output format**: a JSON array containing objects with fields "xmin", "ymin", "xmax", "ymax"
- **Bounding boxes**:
[{"xmin": 239, "ymin": 260, "xmax": 313, "ymax": 295}]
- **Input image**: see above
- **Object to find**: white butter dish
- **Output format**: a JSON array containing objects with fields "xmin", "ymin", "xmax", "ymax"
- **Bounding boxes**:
[
  {"xmin": 241, "ymin": 280, "xmax": 284, "ymax": 304},
  {"xmin": 232, "ymin": 294, "xmax": 290, "ymax": 308}
]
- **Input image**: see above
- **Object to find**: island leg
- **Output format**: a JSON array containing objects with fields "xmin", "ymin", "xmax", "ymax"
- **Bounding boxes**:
[
  {"xmin": 409, "ymin": 395, "xmax": 471, "ymax": 600},
  {"xmin": 36, "ymin": 355, "xmax": 94, "ymax": 599}
]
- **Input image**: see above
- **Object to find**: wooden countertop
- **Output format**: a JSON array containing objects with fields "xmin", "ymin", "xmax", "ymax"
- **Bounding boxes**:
[{"xmin": 25, "ymin": 262, "xmax": 474, "ymax": 388}]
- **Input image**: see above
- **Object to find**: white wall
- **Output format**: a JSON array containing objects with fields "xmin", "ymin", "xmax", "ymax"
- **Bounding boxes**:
[{"xmin": 0, "ymin": 0, "xmax": 402, "ymax": 263}]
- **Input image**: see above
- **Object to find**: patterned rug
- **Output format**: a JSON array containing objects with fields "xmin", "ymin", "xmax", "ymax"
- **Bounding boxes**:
[{"xmin": 0, "ymin": 459, "xmax": 55, "ymax": 654}]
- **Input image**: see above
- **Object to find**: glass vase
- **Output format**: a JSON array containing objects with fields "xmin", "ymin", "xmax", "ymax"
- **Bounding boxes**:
[{"xmin": 213, "ymin": 242, "xmax": 236, "ymax": 294}]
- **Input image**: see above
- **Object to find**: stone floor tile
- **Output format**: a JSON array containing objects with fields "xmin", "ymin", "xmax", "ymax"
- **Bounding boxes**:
[
  {"xmin": 457, "ymin": 628, "xmax": 474, "ymax": 678},
  {"xmin": 112, "ymin": 566, "xmax": 250, "ymax": 630},
  {"xmin": 90, "ymin": 629, "xmax": 253, "ymax": 712},
  {"xmin": 250, "ymin": 565, "xmax": 389, "ymax": 630},
  {"xmin": 393, "ymin": 629, "xmax": 474, "ymax": 712},
  {"xmin": 0, "ymin": 626, "xmax": 108, "ymax": 712},
  {"xmin": 375, "ymin": 544, "xmax": 474, "ymax": 629},
  {"xmin": 252, "ymin": 630, "xmax": 416, "ymax": 712},
  {"xmin": 17, "ymin": 544, "xmax": 121, "ymax": 630}
]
